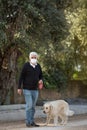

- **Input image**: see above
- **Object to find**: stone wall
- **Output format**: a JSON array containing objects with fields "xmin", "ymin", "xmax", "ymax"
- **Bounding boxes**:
[
  {"xmin": 4, "ymin": 80, "xmax": 87, "ymax": 104},
  {"xmin": 15, "ymin": 80, "xmax": 87, "ymax": 104},
  {"xmin": 38, "ymin": 80, "xmax": 87, "ymax": 100}
]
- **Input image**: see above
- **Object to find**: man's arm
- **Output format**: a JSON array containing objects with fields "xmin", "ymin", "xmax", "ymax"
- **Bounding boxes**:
[
  {"xmin": 18, "ymin": 63, "xmax": 26, "ymax": 95},
  {"xmin": 38, "ymin": 64, "xmax": 43, "ymax": 89}
]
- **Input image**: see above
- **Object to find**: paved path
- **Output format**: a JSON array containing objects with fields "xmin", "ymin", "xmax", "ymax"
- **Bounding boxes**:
[
  {"xmin": 0, "ymin": 104, "xmax": 87, "ymax": 121},
  {"xmin": 10, "ymin": 126, "xmax": 87, "ymax": 130},
  {"xmin": 0, "ymin": 104, "xmax": 87, "ymax": 130},
  {"xmin": 0, "ymin": 118, "xmax": 87, "ymax": 130}
]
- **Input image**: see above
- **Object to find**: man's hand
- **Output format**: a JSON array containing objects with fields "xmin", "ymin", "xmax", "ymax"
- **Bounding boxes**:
[
  {"xmin": 38, "ymin": 80, "xmax": 43, "ymax": 84},
  {"xmin": 38, "ymin": 80, "xmax": 43, "ymax": 90},
  {"xmin": 17, "ymin": 89, "xmax": 22, "ymax": 95}
]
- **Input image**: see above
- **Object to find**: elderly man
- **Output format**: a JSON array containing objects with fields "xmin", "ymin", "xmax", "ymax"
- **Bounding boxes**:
[{"xmin": 18, "ymin": 52, "xmax": 43, "ymax": 127}]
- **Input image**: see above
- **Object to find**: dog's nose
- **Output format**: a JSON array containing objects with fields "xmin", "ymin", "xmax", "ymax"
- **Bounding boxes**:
[{"xmin": 43, "ymin": 111, "xmax": 46, "ymax": 113}]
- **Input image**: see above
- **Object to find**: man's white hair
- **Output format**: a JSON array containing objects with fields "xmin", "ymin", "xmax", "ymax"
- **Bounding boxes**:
[{"xmin": 29, "ymin": 52, "xmax": 38, "ymax": 59}]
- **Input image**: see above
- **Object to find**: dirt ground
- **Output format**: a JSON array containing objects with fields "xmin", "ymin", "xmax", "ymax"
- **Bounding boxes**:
[{"xmin": 0, "ymin": 114, "xmax": 87, "ymax": 130}]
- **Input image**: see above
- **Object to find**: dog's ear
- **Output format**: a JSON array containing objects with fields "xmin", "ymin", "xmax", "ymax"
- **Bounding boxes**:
[{"xmin": 50, "ymin": 105, "xmax": 53, "ymax": 111}]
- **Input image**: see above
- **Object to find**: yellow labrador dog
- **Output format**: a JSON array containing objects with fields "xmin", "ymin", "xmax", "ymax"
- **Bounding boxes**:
[{"xmin": 43, "ymin": 100, "xmax": 74, "ymax": 126}]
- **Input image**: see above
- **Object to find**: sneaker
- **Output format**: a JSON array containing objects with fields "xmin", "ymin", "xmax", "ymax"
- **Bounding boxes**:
[
  {"xmin": 31, "ymin": 122, "xmax": 39, "ymax": 127},
  {"xmin": 26, "ymin": 123, "xmax": 31, "ymax": 127}
]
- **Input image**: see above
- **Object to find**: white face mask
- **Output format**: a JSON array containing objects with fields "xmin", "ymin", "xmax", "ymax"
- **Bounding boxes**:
[{"xmin": 30, "ymin": 59, "xmax": 37, "ymax": 65}]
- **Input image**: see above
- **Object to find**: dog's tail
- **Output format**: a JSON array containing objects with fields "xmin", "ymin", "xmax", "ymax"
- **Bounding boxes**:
[
  {"xmin": 64, "ymin": 104, "xmax": 74, "ymax": 116},
  {"xmin": 66, "ymin": 110, "xmax": 74, "ymax": 116}
]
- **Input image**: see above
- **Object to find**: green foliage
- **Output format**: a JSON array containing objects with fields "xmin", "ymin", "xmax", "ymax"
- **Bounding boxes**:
[
  {"xmin": 0, "ymin": 0, "xmax": 87, "ymax": 92},
  {"xmin": 64, "ymin": 0, "xmax": 87, "ymax": 80},
  {"xmin": 43, "ymin": 68, "xmax": 67, "ymax": 90}
]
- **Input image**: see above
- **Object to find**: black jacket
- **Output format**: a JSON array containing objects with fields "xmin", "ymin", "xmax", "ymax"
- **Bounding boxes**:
[{"xmin": 18, "ymin": 62, "xmax": 43, "ymax": 90}]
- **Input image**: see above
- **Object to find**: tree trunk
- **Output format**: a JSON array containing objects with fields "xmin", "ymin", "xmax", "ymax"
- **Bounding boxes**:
[{"xmin": 0, "ymin": 47, "xmax": 18, "ymax": 105}]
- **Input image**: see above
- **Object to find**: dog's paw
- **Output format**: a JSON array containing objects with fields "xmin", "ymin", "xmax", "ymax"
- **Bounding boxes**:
[
  {"xmin": 57, "ymin": 123, "xmax": 62, "ymax": 126},
  {"xmin": 44, "ymin": 123, "xmax": 48, "ymax": 126},
  {"xmin": 60, "ymin": 122, "xmax": 67, "ymax": 126}
]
